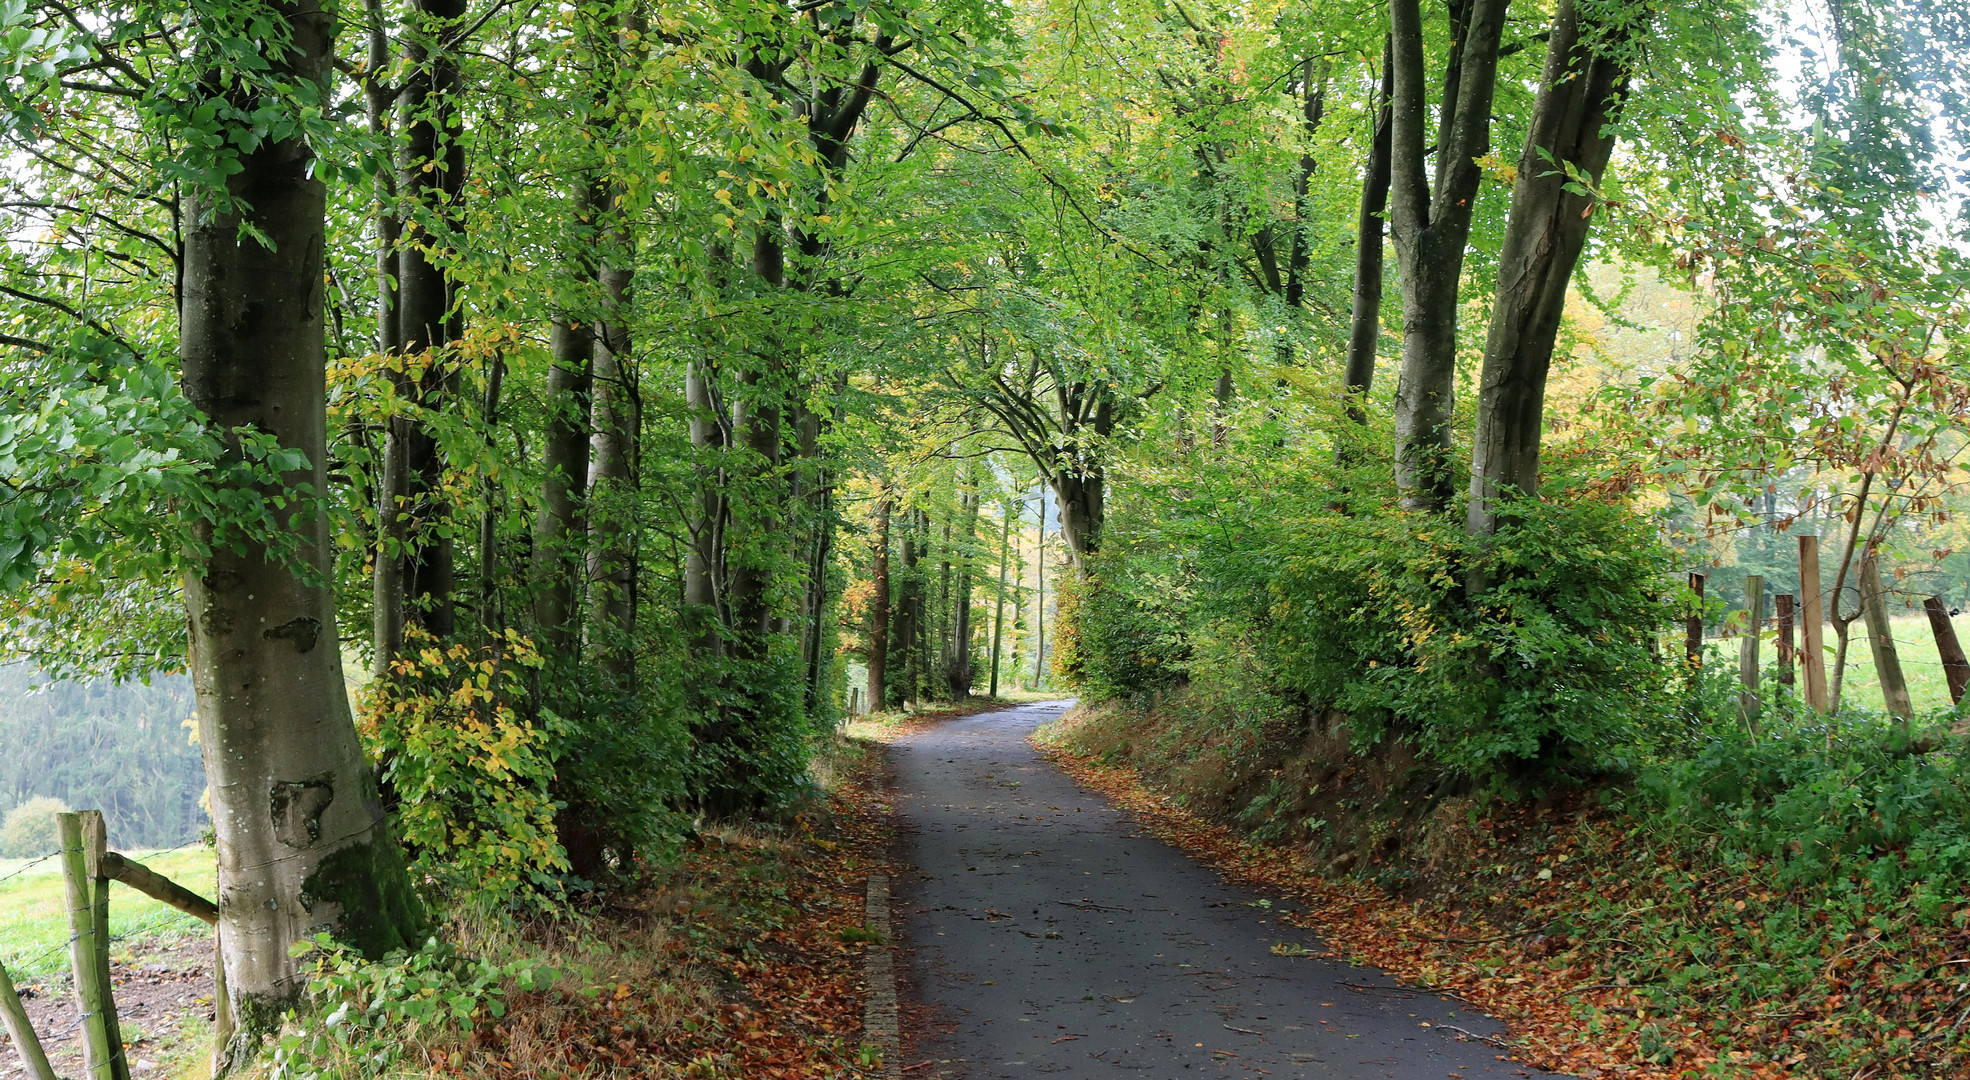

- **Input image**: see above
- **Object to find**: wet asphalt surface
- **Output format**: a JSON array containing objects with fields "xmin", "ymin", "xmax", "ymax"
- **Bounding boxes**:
[{"xmin": 893, "ymin": 701, "xmax": 1562, "ymax": 1080}]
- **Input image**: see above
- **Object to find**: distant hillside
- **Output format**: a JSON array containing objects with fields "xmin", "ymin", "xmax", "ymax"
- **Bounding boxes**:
[{"xmin": 0, "ymin": 665, "xmax": 207, "ymax": 850}]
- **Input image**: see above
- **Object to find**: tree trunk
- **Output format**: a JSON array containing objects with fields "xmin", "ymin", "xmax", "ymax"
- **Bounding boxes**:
[
  {"xmin": 476, "ymin": 353, "xmax": 505, "ymax": 638},
  {"xmin": 1859, "ymin": 554, "xmax": 1913, "ymax": 724},
  {"xmin": 727, "ymin": 234, "xmax": 785, "ymax": 658},
  {"xmin": 947, "ymin": 490, "xmax": 980, "ymax": 699},
  {"xmin": 866, "ymin": 495, "xmax": 891, "ymax": 710},
  {"xmin": 989, "ymin": 500, "xmax": 1013, "ymax": 698},
  {"xmin": 693, "ymin": 231, "xmax": 789, "ymax": 811},
  {"xmin": 533, "ymin": 316, "xmax": 592, "ymax": 654},
  {"xmin": 373, "ymin": 418, "xmax": 408, "ymax": 678},
  {"xmin": 364, "ymin": 0, "xmax": 406, "ymax": 679},
  {"xmin": 684, "ymin": 355, "xmax": 724, "ymax": 658},
  {"xmin": 587, "ymin": 255, "xmax": 638, "ymax": 683},
  {"xmin": 1342, "ymin": 36, "xmax": 1394, "ymax": 423},
  {"xmin": 1053, "ymin": 470, "xmax": 1104, "ymax": 566},
  {"xmin": 1466, "ymin": 0, "xmax": 1633, "ymax": 538},
  {"xmin": 392, "ymin": 0, "xmax": 468, "ymax": 638},
  {"xmin": 179, "ymin": 2, "xmax": 423, "ymax": 1056},
  {"xmin": 1388, "ymin": 0, "xmax": 1510, "ymax": 511},
  {"xmin": 1033, "ymin": 497, "xmax": 1047, "ymax": 686},
  {"xmin": 896, "ymin": 510, "xmax": 922, "ymax": 706},
  {"xmin": 801, "ymin": 480, "xmax": 835, "ymax": 716},
  {"xmin": 1282, "ymin": 59, "xmax": 1328, "ymax": 312}
]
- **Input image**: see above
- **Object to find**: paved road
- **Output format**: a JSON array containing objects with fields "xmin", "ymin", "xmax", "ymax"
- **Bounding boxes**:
[{"xmin": 892, "ymin": 701, "xmax": 1560, "ymax": 1080}]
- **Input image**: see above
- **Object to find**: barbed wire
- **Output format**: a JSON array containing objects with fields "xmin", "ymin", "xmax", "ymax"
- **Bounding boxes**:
[
  {"xmin": 0, "ymin": 851, "xmax": 60, "ymax": 888},
  {"xmin": 3, "ymin": 896, "xmax": 210, "ymax": 986}
]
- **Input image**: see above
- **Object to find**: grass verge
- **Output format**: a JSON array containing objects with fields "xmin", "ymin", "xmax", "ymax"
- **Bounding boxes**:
[{"xmin": 0, "ymin": 845, "xmax": 216, "ymax": 979}]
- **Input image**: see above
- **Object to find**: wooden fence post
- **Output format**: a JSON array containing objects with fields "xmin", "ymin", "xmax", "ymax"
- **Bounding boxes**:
[
  {"xmin": 1739, "ymin": 575, "xmax": 1764, "ymax": 732},
  {"xmin": 1686, "ymin": 572, "xmax": 1706, "ymax": 667},
  {"xmin": 78, "ymin": 812, "xmax": 129, "ymax": 1080},
  {"xmin": 1859, "ymin": 553, "xmax": 1913, "ymax": 724},
  {"xmin": 1799, "ymin": 536, "xmax": 1829, "ymax": 711},
  {"xmin": 0, "ymin": 958, "xmax": 56, "ymax": 1080},
  {"xmin": 56, "ymin": 813, "xmax": 115, "ymax": 1080},
  {"xmin": 1923, "ymin": 595, "xmax": 1970, "ymax": 707},
  {"xmin": 1775, "ymin": 594, "xmax": 1796, "ymax": 688}
]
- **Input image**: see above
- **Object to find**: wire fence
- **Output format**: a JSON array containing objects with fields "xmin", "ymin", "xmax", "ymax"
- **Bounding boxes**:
[
  {"xmin": 2, "ymin": 880, "xmax": 212, "ymax": 982},
  {"xmin": 0, "ymin": 851, "xmax": 60, "ymax": 889}
]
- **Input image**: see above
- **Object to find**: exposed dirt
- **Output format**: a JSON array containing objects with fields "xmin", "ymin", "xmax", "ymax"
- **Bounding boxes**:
[{"xmin": 2, "ymin": 934, "xmax": 214, "ymax": 1078}]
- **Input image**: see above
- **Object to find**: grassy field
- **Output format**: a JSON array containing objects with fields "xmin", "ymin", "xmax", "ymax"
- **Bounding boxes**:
[
  {"xmin": 0, "ymin": 845, "xmax": 215, "ymax": 980},
  {"xmin": 1710, "ymin": 611, "xmax": 1970, "ymax": 716}
]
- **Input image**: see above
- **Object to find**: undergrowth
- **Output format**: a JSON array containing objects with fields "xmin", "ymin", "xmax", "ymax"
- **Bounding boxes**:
[{"xmin": 254, "ymin": 730, "xmax": 898, "ymax": 1080}]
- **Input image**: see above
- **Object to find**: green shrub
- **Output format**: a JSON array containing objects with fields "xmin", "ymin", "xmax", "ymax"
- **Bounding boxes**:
[
  {"xmin": 359, "ymin": 629, "xmax": 568, "ymax": 908},
  {"xmin": 1254, "ymin": 496, "xmax": 1678, "ymax": 787},
  {"xmin": 270, "ymin": 934, "xmax": 558, "ymax": 1080},
  {"xmin": 1050, "ymin": 566, "xmax": 1191, "ymax": 701},
  {"xmin": 0, "ymin": 795, "xmax": 70, "ymax": 857},
  {"xmin": 1641, "ymin": 710, "xmax": 1970, "ymax": 897}
]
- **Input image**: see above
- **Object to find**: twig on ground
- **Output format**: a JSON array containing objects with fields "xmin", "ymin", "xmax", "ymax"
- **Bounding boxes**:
[{"xmin": 1436, "ymin": 1024, "xmax": 1511, "ymax": 1049}]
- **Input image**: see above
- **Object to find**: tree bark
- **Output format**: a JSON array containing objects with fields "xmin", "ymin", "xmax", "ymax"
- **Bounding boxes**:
[
  {"xmin": 179, "ymin": 2, "xmax": 423, "ymax": 1054},
  {"xmin": 1282, "ymin": 59, "xmax": 1328, "ymax": 311},
  {"xmin": 364, "ymin": 0, "xmax": 406, "ymax": 679},
  {"xmin": 392, "ymin": 0, "xmax": 469, "ymax": 639},
  {"xmin": 1033, "ymin": 496, "xmax": 1047, "ymax": 686},
  {"xmin": 1054, "ymin": 470, "xmax": 1104, "ymax": 565},
  {"xmin": 476, "ymin": 353, "xmax": 505, "ymax": 638},
  {"xmin": 533, "ymin": 316, "xmax": 592, "ymax": 655},
  {"xmin": 727, "ymin": 233, "xmax": 785, "ymax": 659},
  {"xmin": 898, "ymin": 509, "xmax": 924, "ymax": 705},
  {"xmin": 989, "ymin": 500, "xmax": 1013, "ymax": 698},
  {"xmin": 947, "ymin": 488, "xmax": 981, "ymax": 699},
  {"xmin": 1924, "ymin": 595, "xmax": 1970, "ymax": 706},
  {"xmin": 1466, "ymin": 0, "xmax": 1633, "ymax": 538},
  {"xmin": 866, "ymin": 495, "xmax": 891, "ymax": 710},
  {"xmin": 801, "ymin": 479, "xmax": 835, "ymax": 716},
  {"xmin": 1859, "ymin": 553, "xmax": 1913, "ymax": 725},
  {"xmin": 1388, "ymin": 0, "xmax": 1511, "ymax": 510},
  {"xmin": 588, "ymin": 255, "xmax": 638, "ymax": 683},
  {"xmin": 684, "ymin": 355, "xmax": 724, "ymax": 658},
  {"xmin": 1342, "ymin": 36, "xmax": 1394, "ymax": 423}
]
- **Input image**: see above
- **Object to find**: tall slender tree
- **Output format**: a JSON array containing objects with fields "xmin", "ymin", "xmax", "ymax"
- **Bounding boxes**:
[
  {"xmin": 1466, "ymin": 0, "xmax": 1636, "ymax": 539},
  {"xmin": 1387, "ymin": 0, "xmax": 1511, "ymax": 510}
]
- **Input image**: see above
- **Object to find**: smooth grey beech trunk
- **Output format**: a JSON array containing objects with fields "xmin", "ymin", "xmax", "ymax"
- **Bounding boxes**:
[
  {"xmin": 946, "ymin": 486, "xmax": 981, "ymax": 698},
  {"xmin": 178, "ymin": 0, "xmax": 423, "ymax": 1062},
  {"xmin": 1054, "ymin": 470, "xmax": 1104, "ymax": 566},
  {"xmin": 533, "ymin": 314, "xmax": 592, "ymax": 653},
  {"xmin": 362, "ymin": 0, "xmax": 404, "ymax": 680},
  {"xmin": 1388, "ymin": 0, "xmax": 1511, "ymax": 510},
  {"xmin": 683, "ymin": 354, "xmax": 724, "ymax": 659},
  {"xmin": 588, "ymin": 258, "xmax": 638, "ymax": 683},
  {"xmin": 1465, "ymin": 0, "xmax": 1633, "ymax": 539}
]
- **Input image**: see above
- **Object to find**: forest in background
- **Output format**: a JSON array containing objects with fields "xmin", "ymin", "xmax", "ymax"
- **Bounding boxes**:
[
  {"xmin": 0, "ymin": 0, "xmax": 1968, "ymax": 1071},
  {"xmin": 0, "ymin": 667, "xmax": 206, "ymax": 852}
]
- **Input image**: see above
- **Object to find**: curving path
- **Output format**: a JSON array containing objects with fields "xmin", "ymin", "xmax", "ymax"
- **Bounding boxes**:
[{"xmin": 891, "ymin": 701, "xmax": 1563, "ymax": 1080}]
